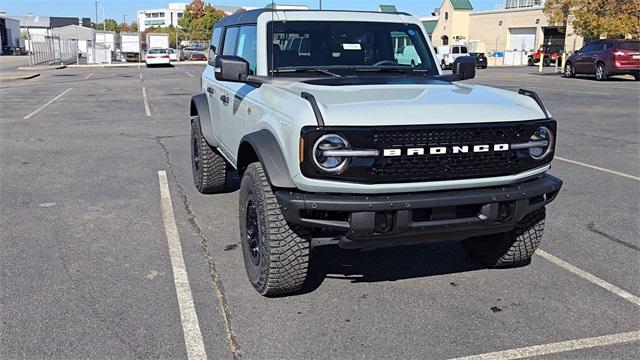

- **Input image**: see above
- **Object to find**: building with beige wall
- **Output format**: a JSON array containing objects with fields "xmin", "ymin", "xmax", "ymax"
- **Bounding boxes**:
[{"xmin": 426, "ymin": 0, "xmax": 584, "ymax": 65}]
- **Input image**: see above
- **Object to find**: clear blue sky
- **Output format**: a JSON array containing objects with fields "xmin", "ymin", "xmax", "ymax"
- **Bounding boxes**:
[{"xmin": 1, "ymin": 0, "xmax": 499, "ymax": 23}]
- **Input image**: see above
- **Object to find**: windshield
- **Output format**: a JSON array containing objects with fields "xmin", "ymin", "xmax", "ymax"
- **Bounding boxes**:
[{"xmin": 269, "ymin": 21, "xmax": 438, "ymax": 75}]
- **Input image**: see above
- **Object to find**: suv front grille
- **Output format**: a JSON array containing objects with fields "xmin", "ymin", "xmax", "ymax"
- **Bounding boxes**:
[{"xmin": 300, "ymin": 120, "xmax": 556, "ymax": 184}]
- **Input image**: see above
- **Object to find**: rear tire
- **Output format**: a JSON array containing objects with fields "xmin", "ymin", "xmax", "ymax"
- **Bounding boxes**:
[
  {"xmin": 527, "ymin": 57, "xmax": 535, "ymax": 66},
  {"xmin": 595, "ymin": 63, "xmax": 608, "ymax": 81},
  {"xmin": 191, "ymin": 116, "xmax": 228, "ymax": 194},
  {"xmin": 463, "ymin": 208, "xmax": 546, "ymax": 267},
  {"xmin": 239, "ymin": 162, "xmax": 311, "ymax": 296}
]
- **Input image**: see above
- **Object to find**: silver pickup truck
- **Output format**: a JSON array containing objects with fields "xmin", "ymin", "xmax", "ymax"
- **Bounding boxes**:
[{"xmin": 189, "ymin": 9, "xmax": 562, "ymax": 296}]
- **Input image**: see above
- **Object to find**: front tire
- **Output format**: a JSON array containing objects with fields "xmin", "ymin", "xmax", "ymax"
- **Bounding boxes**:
[
  {"xmin": 463, "ymin": 208, "xmax": 546, "ymax": 267},
  {"xmin": 633, "ymin": 71, "xmax": 640, "ymax": 81},
  {"xmin": 527, "ymin": 57, "xmax": 535, "ymax": 66},
  {"xmin": 564, "ymin": 63, "xmax": 575, "ymax": 78},
  {"xmin": 191, "ymin": 116, "xmax": 228, "ymax": 193},
  {"xmin": 595, "ymin": 63, "xmax": 608, "ymax": 81},
  {"xmin": 239, "ymin": 163, "xmax": 310, "ymax": 296},
  {"xmin": 543, "ymin": 57, "xmax": 551, "ymax": 67}
]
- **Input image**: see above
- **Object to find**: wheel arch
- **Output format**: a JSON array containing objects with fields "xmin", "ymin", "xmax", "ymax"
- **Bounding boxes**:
[
  {"xmin": 190, "ymin": 94, "xmax": 214, "ymax": 146},
  {"xmin": 237, "ymin": 130, "xmax": 296, "ymax": 189}
]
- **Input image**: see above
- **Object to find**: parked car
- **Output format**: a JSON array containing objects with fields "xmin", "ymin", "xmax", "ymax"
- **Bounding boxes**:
[
  {"xmin": 528, "ymin": 45, "xmax": 563, "ymax": 67},
  {"xmin": 189, "ymin": 51, "xmax": 207, "ymax": 61},
  {"xmin": 166, "ymin": 48, "xmax": 178, "ymax": 62},
  {"xmin": 469, "ymin": 52, "xmax": 488, "ymax": 68},
  {"xmin": 565, "ymin": 39, "xmax": 640, "ymax": 81},
  {"xmin": 436, "ymin": 45, "xmax": 469, "ymax": 69},
  {"xmin": 190, "ymin": 9, "xmax": 562, "ymax": 296},
  {"xmin": 145, "ymin": 48, "xmax": 171, "ymax": 67}
]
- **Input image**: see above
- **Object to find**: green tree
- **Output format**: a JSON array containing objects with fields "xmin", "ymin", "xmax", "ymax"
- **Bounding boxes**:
[
  {"xmin": 178, "ymin": 0, "xmax": 227, "ymax": 41},
  {"xmin": 93, "ymin": 18, "xmax": 119, "ymax": 32},
  {"xmin": 545, "ymin": 0, "xmax": 640, "ymax": 38}
]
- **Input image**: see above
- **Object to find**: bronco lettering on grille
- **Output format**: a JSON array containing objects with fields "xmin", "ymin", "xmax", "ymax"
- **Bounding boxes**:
[{"xmin": 383, "ymin": 144, "xmax": 509, "ymax": 157}]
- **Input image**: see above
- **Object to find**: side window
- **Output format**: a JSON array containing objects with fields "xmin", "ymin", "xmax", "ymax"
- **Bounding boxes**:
[
  {"xmin": 452, "ymin": 46, "xmax": 460, "ymax": 54},
  {"xmin": 209, "ymin": 27, "xmax": 222, "ymax": 59},
  {"xmin": 235, "ymin": 25, "xmax": 257, "ymax": 74},
  {"xmin": 222, "ymin": 27, "xmax": 240, "ymax": 56},
  {"xmin": 460, "ymin": 46, "xmax": 468, "ymax": 54}
]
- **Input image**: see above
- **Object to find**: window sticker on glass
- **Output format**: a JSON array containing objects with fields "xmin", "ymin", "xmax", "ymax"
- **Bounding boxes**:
[{"xmin": 342, "ymin": 43, "xmax": 362, "ymax": 50}]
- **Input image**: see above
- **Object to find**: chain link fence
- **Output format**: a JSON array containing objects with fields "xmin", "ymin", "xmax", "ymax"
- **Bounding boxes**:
[{"xmin": 27, "ymin": 35, "xmax": 78, "ymax": 66}]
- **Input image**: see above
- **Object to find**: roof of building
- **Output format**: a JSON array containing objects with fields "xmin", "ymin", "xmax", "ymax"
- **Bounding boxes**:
[
  {"xmin": 10, "ymin": 15, "xmax": 51, "ymax": 28},
  {"xmin": 51, "ymin": 25, "xmax": 95, "ymax": 40},
  {"xmin": 450, "ymin": 0, "xmax": 473, "ymax": 10},
  {"xmin": 422, "ymin": 19, "xmax": 438, "ymax": 34},
  {"xmin": 378, "ymin": 5, "xmax": 398, "ymax": 13}
]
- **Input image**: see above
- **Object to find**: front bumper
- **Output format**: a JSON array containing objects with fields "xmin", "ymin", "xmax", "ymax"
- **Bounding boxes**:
[{"xmin": 276, "ymin": 174, "xmax": 562, "ymax": 249}]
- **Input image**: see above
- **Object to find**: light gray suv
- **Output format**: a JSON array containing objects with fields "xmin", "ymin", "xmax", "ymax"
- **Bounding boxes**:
[{"xmin": 189, "ymin": 9, "xmax": 562, "ymax": 296}]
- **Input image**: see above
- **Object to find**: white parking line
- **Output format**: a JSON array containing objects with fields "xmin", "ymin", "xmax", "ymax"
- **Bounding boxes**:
[
  {"xmin": 23, "ymin": 87, "xmax": 73, "ymax": 120},
  {"xmin": 449, "ymin": 330, "xmax": 640, "ymax": 360},
  {"xmin": 142, "ymin": 87, "xmax": 151, "ymax": 116},
  {"xmin": 157, "ymin": 171, "xmax": 208, "ymax": 360},
  {"xmin": 537, "ymin": 250, "xmax": 640, "ymax": 306},
  {"xmin": 84, "ymin": 73, "xmax": 94, "ymax": 80},
  {"xmin": 139, "ymin": 72, "xmax": 143, "ymax": 81},
  {"xmin": 555, "ymin": 156, "xmax": 640, "ymax": 181},
  {"xmin": 184, "ymin": 71, "xmax": 194, "ymax": 78}
]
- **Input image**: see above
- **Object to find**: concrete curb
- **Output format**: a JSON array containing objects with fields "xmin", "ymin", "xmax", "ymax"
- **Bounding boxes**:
[
  {"xmin": 18, "ymin": 65, "xmax": 66, "ymax": 71},
  {"xmin": 67, "ymin": 61, "xmax": 207, "ymax": 68},
  {"xmin": 0, "ymin": 72, "xmax": 41, "ymax": 81}
]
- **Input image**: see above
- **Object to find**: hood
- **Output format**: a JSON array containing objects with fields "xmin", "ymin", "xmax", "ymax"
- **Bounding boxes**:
[{"xmin": 274, "ymin": 79, "xmax": 547, "ymax": 126}]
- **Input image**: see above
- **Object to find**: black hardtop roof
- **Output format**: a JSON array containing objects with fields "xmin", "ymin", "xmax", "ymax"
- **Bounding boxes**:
[{"xmin": 213, "ymin": 8, "xmax": 411, "ymax": 27}]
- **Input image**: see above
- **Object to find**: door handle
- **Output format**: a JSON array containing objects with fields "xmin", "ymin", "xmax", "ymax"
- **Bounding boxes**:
[
  {"xmin": 220, "ymin": 94, "xmax": 229, "ymax": 106},
  {"xmin": 206, "ymin": 87, "xmax": 214, "ymax": 96}
]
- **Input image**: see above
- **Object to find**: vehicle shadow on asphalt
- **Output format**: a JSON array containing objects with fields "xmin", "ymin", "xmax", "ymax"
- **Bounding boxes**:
[{"xmin": 301, "ymin": 242, "xmax": 484, "ymax": 293}]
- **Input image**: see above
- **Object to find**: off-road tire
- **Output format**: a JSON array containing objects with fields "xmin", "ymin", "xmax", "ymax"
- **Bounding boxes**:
[
  {"xmin": 543, "ymin": 57, "xmax": 551, "ymax": 67},
  {"xmin": 633, "ymin": 71, "xmax": 640, "ymax": 81},
  {"xmin": 191, "ymin": 116, "xmax": 228, "ymax": 194},
  {"xmin": 463, "ymin": 208, "xmax": 546, "ymax": 267},
  {"xmin": 239, "ymin": 162, "xmax": 310, "ymax": 296},
  {"xmin": 564, "ymin": 63, "xmax": 575, "ymax": 78},
  {"xmin": 527, "ymin": 57, "xmax": 535, "ymax": 66},
  {"xmin": 595, "ymin": 63, "xmax": 608, "ymax": 81}
]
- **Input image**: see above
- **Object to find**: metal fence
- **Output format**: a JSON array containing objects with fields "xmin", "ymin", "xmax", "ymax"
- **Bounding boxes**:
[{"xmin": 27, "ymin": 35, "xmax": 78, "ymax": 66}]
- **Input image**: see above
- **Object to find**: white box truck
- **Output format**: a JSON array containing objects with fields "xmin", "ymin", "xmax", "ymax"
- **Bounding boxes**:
[
  {"xmin": 121, "ymin": 32, "xmax": 141, "ymax": 62},
  {"xmin": 146, "ymin": 33, "xmax": 169, "ymax": 51}
]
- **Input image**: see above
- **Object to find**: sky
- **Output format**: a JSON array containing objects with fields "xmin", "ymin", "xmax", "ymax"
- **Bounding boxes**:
[{"xmin": 0, "ymin": 0, "xmax": 501, "ymax": 23}]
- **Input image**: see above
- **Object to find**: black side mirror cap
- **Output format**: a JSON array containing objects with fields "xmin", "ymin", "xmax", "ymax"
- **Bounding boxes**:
[
  {"xmin": 452, "ymin": 56, "xmax": 476, "ymax": 81},
  {"xmin": 214, "ymin": 55, "xmax": 250, "ymax": 83}
]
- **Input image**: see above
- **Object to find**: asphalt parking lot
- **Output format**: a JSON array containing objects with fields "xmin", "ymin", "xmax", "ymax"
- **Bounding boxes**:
[{"xmin": 1, "ymin": 63, "xmax": 638, "ymax": 359}]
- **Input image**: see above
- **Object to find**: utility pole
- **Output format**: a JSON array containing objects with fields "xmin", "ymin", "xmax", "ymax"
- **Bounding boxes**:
[
  {"xmin": 123, "ymin": 14, "xmax": 126, "ymax": 26},
  {"xmin": 319, "ymin": 0, "xmax": 322, "ymax": 10},
  {"xmin": 93, "ymin": 1, "xmax": 97, "ymax": 64}
]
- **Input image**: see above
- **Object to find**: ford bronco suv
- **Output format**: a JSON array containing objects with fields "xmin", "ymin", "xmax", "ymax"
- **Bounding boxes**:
[{"xmin": 189, "ymin": 9, "xmax": 562, "ymax": 296}]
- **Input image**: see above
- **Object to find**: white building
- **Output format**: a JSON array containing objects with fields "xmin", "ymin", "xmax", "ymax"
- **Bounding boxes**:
[{"xmin": 137, "ymin": 3, "xmax": 187, "ymax": 32}]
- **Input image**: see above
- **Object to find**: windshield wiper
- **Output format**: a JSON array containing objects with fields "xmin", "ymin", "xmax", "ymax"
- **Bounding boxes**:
[
  {"xmin": 274, "ymin": 67, "xmax": 342, "ymax": 78},
  {"xmin": 355, "ymin": 67, "xmax": 428, "ymax": 76}
]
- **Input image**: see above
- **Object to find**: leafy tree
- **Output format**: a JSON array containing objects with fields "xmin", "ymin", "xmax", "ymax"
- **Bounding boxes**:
[
  {"xmin": 93, "ymin": 18, "xmax": 119, "ymax": 32},
  {"xmin": 545, "ymin": 0, "xmax": 640, "ymax": 38},
  {"xmin": 130, "ymin": 21, "xmax": 139, "ymax": 33},
  {"xmin": 234, "ymin": 8, "xmax": 247, "ymax": 14},
  {"xmin": 178, "ymin": 0, "xmax": 227, "ymax": 41}
]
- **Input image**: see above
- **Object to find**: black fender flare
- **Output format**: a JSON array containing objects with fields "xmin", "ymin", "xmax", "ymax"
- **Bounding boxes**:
[
  {"xmin": 190, "ymin": 94, "xmax": 214, "ymax": 146},
  {"xmin": 238, "ymin": 130, "xmax": 296, "ymax": 189}
]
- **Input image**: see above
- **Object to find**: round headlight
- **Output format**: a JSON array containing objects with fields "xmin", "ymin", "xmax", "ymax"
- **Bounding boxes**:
[
  {"xmin": 529, "ymin": 126, "xmax": 554, "ymax": 160},
  {"xmin": 312, "ymin": 134, "xmax": 350, "ymax": 173}
]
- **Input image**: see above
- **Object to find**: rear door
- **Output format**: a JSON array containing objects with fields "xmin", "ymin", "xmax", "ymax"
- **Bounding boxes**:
[{"xmin": 202, "ymin": 27, "xmax": 223, "ymax": 143}]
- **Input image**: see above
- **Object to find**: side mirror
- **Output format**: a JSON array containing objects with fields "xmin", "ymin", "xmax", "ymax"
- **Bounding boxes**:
[
  {"xmin": 452, "ymin": 56, "xmax": 475, "ymax": 81},
  {"xmin": 214, "ymin": 55, "xmax": 249, "ymax": 83}
]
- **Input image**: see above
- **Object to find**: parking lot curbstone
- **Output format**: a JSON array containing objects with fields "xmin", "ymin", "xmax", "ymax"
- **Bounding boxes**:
[{"xmin": 0, "ymin": 72, "xmax": 41, "ymax": 81}]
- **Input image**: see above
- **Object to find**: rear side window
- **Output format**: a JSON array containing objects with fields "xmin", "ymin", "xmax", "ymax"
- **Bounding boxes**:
[
  {"xmin": 460, "ymin": 46, "xmax": 468, "ymax": 54},
  {"xmin": 452, "ymin": 47, "xmax": 460, "ymax": 54},
  {"xmin": 619, "ymin": 41, "xmax": 640, "ymax": 51},
  {"xmin": 210, "ymin": 27, "xmax": 222, "ymax": 58},
  {"xmin": 222, "ymin": 27, "xmax": 240, "ymax": 55}
]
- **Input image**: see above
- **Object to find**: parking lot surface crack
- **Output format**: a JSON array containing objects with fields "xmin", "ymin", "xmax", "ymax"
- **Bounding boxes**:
[
  {"xmin": 586, "ymin": 221, "xmax": 640, "ymax": 252},
  {"xmin": 156, "ymin": 137, "xmax": 242, "ymax": 359}
]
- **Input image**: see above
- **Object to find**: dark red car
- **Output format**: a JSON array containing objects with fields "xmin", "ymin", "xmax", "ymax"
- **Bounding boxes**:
[{"xmin": 565, "ymin": 39, "xmax": 640, "ymax": 81}]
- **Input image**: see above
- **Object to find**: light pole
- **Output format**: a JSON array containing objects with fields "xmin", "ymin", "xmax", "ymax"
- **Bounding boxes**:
[{"xmin": 319, "ymin": 0, "xmax": 322, "ymax": 10}]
